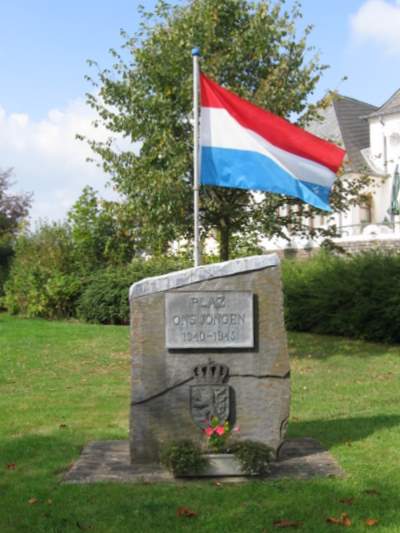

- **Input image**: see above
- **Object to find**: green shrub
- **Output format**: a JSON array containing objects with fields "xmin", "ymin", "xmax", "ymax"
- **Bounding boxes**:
[
  {"xmin": 282, "ymin": 250, "xmax": 400, "ymax": 343},
  {"xmin": 160, "ymin": 439, "xmax": 208, "ymax": 476},
  {"xmin": 231, "ymin": 440, "xmax": 274, "ymax": 475},
  {"xmin": 77, "ymin": 256, "xmax": 190, "ymax": 324},
  {"xmin": 3, "ymin": 222, "xmax": 83, "ymax": 318},
  {"xmin": 4, "ymin": 225, "xmax": 190, "ymax": 323},
  {"xmin": 76, "ymin": 268, "xmax": 133, "ymax": 325}
]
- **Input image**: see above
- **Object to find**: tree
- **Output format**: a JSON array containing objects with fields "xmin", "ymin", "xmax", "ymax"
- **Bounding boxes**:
[
  {"xmin": 82, "ymin": 0, "xmax": 371, "ymax": 260},
  {"xmin": 0, "ymin": 168, "xmax": 31, "ymax": 297},
  {"xmin": 0, "ymin": 168, "xmax": 31, "ymax": 242},
  {"xmin": 3, "ymin": 221, "xmax": 81, "ymax": 317},
  {"xmin": 67, "ymin": 186, "xmax": 140, "ymax": 270}
]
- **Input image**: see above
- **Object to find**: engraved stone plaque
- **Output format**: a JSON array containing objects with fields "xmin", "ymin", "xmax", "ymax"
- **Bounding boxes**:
[{"xmin": 165, "ymin": 291, "xmax": 254, "ymax": 349}]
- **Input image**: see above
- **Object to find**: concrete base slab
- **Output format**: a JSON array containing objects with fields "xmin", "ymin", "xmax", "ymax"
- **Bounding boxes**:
[{"xmin": 63, "ymin": 438, "xmax": 344, "ymax": 484}]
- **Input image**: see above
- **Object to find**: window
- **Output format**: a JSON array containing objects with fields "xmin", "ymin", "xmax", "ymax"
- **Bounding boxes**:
[{"xmin": 360, "ymin": 197, "xmax": 372, "ymax": 225}]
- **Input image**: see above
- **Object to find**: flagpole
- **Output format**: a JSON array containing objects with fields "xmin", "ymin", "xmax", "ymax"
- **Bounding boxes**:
[{"xmin": 192, "ymin": 47, "xmax": 201, "ymax": 267}]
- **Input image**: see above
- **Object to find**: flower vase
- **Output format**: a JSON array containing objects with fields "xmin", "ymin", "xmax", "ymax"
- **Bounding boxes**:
[{"xmin": 177, "ymin": 453, "xmax": 246, "ymax": 477}]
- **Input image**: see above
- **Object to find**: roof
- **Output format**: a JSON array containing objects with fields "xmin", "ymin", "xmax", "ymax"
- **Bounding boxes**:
[
  {"xmin": 365, "ymin": 89, "xmax": 400, "ymax": 119},
  {"xmin": 307, "ymin": 95, "xmax": 378, "ymax": 173}
]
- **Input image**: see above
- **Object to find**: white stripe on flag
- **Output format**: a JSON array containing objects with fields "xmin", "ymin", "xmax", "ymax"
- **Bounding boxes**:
[{"xmin": 200, "ymin": 107, "xmax": 336, "ymax": 189}]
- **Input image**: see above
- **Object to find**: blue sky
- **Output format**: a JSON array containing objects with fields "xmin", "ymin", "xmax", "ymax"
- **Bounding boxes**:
[
  {"xmin": 1, "ymin": 0, "xmax": 400, "ymax": 222},
  {"xmin": 0, "ymin": 0, "xmax": 156, "ymax": 120}
]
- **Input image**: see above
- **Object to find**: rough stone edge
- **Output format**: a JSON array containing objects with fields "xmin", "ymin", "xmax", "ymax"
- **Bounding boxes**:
[
  {"xmin": 62, "ymin": 438, "xmax": 345, "ymax": 484},
  {"xmin": 129, "ymin": 254, "xmax": 280, "ymax": 300}
]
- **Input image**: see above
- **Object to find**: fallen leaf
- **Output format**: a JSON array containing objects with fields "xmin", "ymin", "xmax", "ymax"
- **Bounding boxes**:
[
  {"xmin": 273, "ymin": 519, "xmax": 303, "ymax": 528},
  {"xmin": 365, "ymin": 518, "xmax": 379, "ymax": 527},
  {"xmin": 342, "ymin": 514, "xmax": 351, "ymax": 526},
  {"xmin": 326, "ymin": 513, "xmax": 351, "ymax": 527},
  {"xmin": 28, "ymin": 498, "xmax": 39, "ymax": 505},
  {"xmin": 6, "ymin": 463, "xmax": 16, "ymax": 470},
  {"xmin": 339, "ymin": 498, "xmax": 354, "ymax": 506},
  {"xmin": 364, "ymin": 489, "xmax": 380, "ymax": 496},
  {"xmin": 326, "ymin": 517, "xmax": 341, "ymax": 525},
  {"xmin": 213, "ymin": 481, "xmax": 223, "ymax": 487},
  {"xmin": 59, "ymin": 424, "xmax": 67, "ymax": 429},
  {"xmin": 176, "ymin": 507, "xmax": 197, "ymax": 518}
]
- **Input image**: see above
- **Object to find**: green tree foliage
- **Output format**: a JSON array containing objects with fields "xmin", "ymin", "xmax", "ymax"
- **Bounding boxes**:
[
  {"xmin": 0, "ymin": 168, "xmax": 31, "ymax": 299},
  {"xmin": 67, "ymin": 186, "xmax": 139, "ymax": 270},
  {"xmin": 77, "ymin": 256, "xmax": 190, "ymax": 324},
  {"xmin": 3, "ymin": 222, "xmax": 83, "ymax": 318},
  {"xmin": 81, "ymin": 0, "xmax": 371, "ymax": 260},
  {"xmin": 3, "ymin": 216, "xmax": 190, "ymax": 321},
  {"xmin": 0, "ymin": 168, "xmax": 31, "ymax": 241}
]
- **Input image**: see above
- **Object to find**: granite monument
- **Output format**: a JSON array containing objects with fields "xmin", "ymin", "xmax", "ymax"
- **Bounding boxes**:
[{"xmin": 129, "ymin": 254, "xmax": 290, "ymax": 465}]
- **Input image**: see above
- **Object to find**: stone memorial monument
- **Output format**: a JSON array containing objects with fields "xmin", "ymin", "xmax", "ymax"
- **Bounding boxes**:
[{"xmin": 129, "ymin": 254, "xmax": 290, "ymax": 465}]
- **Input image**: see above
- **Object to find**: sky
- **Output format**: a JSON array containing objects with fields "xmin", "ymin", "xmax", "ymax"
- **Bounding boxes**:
[{"xmin": 1, "ymin": 0, "xmax": 400, "ymax": 224}]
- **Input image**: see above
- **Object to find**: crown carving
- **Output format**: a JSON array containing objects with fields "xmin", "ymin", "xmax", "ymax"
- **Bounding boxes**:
[{"xmin": 192, "ymin": 360, "xmax": 229, "ymax": 384}]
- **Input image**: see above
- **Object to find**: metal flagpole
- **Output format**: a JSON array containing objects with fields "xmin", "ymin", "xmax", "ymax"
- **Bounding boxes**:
[{"xmin": 192, "ymin": 47, "xmax": 201, "ymax": 267}]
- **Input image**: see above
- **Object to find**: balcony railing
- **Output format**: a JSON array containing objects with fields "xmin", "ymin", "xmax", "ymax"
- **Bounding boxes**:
[{"xmin": 335, "ymin": 222, "xmax": 397, "ymax": 239}]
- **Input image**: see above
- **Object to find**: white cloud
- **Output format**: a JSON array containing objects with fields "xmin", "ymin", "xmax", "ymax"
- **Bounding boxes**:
[
  {"xmin": 351, "ymin": 0, "xmax": 400, "ymax": 54},
  {"xmin": 0, "ymin": 97, "xmax": 133, "ymax": 224}
]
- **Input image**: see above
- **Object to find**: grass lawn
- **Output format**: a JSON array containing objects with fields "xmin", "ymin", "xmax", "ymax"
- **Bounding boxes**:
[{"xmin": 1, "ymin": 313, "xmax": 400, "ymax": 532}]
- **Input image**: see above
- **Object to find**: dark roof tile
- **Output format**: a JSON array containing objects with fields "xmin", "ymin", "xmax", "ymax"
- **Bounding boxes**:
[
  {"xmin": 366, "ymin": 89, "xmax": 400, "ymax": 118},
  {"xmin": 307, "ymin": 95, "xmax": 378, "ymax": 172}
]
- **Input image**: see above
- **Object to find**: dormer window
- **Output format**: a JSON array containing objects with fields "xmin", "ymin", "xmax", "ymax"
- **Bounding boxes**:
[{"xmin": 360, "ymin": 196, "xmax": 373, "ymax": 225}]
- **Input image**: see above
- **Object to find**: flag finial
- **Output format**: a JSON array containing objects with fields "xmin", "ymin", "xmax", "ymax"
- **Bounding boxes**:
[{"xmin": 191, "ymin": 47, "xmax": 201, "ymax": 57}]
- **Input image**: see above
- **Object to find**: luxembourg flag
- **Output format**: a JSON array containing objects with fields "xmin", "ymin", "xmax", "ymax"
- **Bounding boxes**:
[{"xmin": 200, "ymin": 73, "xmax": 346, "ymax": 211}]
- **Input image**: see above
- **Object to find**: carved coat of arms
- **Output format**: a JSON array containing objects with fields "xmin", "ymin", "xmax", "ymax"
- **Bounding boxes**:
[{"xmin": 190, "ymin": 360, "xmax": 231, "ymax": 429}]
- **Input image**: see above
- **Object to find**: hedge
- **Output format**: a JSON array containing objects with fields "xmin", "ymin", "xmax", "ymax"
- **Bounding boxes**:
[
  {"xmin": 4, "ymin": 236, "xmax": 190, "ymax": 322},
  {"xmin": 282, "ymin": 250, "xmax": 400, "ymax": 343},
  {"xmin": 76, "ymin": 257, "xmax": 190, "ymax": 324}
]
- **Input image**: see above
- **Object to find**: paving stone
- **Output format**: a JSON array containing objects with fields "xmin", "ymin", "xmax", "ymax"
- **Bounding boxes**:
[{"xmin": 63, "ymin": 438, "xmax": 344, "ymax": 484}]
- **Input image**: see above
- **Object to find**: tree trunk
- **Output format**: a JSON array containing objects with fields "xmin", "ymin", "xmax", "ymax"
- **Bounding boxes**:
[{"xmin": 219, "ymin": 221, "xmax": 230, "ymax": 262}]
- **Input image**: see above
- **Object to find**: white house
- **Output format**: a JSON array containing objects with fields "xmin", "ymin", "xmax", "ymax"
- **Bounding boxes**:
[
  {"xmin": 362, "ymin": 90, "xmax": 400, "ymax": 230},
  {"xmin": 201, "ymin": 89, "xmax": 400, "ymax": 256},
  {"xmin": 274, "ymin": 88, "xmax": 400, "ymax": 251}
]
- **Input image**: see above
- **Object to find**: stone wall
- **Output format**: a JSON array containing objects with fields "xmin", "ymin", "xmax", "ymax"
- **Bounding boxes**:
[{"xmin": 268, "ymin": 238, "xmax": 400, "ymax": 261}]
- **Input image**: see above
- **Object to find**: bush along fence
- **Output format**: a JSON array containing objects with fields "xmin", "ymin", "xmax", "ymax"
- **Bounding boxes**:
[
  {"xmin": 5, "ymin": 244, "xmax": 400, "ymax": 343},
  {"xmin": 282, "ymin": 250, "xmax": 400, "ymax": 344},
  {"xmin": 3, "ymin": 256, "xmax": 190, "ymax": 324}
]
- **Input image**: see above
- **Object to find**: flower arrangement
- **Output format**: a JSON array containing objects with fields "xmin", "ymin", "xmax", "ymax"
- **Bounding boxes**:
[
  {"xmin": 203, "ymin": 416, "xmax": 239, "ymax": 452},
  {"xmin": 161, "ymin": 418, "xmax": 273, "ymax": 477}
]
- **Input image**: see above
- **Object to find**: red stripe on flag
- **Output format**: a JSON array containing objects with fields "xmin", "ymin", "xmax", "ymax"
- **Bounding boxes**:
[{"xmin": 200, "ymin": 73, "xmax": 345, "ymax": 174}]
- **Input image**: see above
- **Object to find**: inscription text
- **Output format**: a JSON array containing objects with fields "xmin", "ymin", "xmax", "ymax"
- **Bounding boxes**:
[{"xmin": 165, "ymin": 291, "xmax": 254, "ymax": 349}]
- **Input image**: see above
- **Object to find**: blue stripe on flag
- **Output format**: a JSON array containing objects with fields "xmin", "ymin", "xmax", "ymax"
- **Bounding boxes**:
[{"xmin": 200, "ymin": 146, "xmax": 332, "ymax": 211}]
